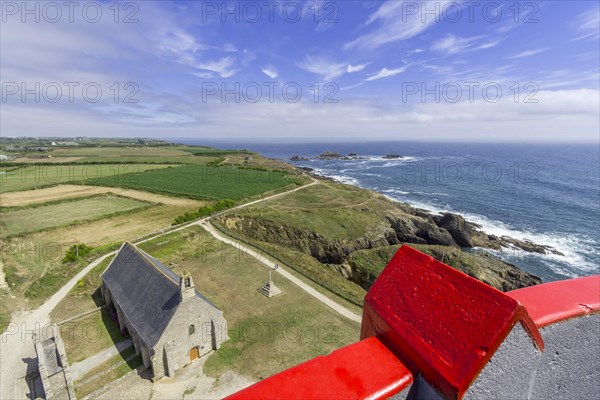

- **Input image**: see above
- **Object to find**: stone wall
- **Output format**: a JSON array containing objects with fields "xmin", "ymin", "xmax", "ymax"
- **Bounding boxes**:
[{"xmin": 152, "ymin": 296, "xmax": 228, "ymax": 380}]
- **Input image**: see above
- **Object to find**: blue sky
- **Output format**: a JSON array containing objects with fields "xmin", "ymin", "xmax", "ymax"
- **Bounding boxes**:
[{"xmin": 1, "ymin": 0, "xmax": 599, "ymax": 141}]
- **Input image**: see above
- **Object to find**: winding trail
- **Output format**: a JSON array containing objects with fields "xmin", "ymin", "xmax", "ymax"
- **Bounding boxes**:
[
  {"xmin": 199, "ymin": 221, "xmax": 361, "ymax": 323},
  {"xmin": 1, "ymin": 179, "xmax": 361, "ymax": 399}
]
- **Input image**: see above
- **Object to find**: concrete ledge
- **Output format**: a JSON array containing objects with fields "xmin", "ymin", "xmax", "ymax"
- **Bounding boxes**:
[{"xmin": 225, "ymin": 336, "xmax": 413, "ymax": 400}]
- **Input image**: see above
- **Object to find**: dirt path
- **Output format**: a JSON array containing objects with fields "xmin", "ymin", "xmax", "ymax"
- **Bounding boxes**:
[{"xmin": 0, "ymin": 178, "xmax": 361, "ymax": 399}]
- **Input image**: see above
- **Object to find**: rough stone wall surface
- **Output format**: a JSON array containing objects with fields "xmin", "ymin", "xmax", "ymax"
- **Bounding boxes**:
[
  {"xmin": 35, "ymin": 341, "xmax": 52, "ymax": 399},
  {"xmin": 152, "ymin": 296, "xmax": 228, "ymax": 380}
]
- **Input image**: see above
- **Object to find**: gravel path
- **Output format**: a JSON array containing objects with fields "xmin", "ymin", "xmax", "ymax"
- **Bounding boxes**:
[{"xmin": 70, "ymin": 339, "xmax": 133, "ymax": 381}]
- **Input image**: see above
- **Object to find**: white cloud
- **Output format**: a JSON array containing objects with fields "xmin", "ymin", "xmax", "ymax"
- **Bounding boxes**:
[
  {"xmin": 297, "ymin": 56, "xmax": 347, "ymax": 80},
  {"xmin": 347, "ymin": 64, "xmax": 368, "ymax": 73},
  {"xmin": 431, "ymin": 34, "xmax": 502, "ymax": 55},
  {"xmin": 365, "ymin": 66, "xmax": 408, "ymax": 81},
  {"xmin": 345, "ymin": 0, "xmax": 450, "ymax": 51},
  {"xmin": 192, "ymin": 71, "xmax": 214, "ymax": 79},
  {"xmin": 193, "ymin": 56, "xmax": 238, "ymax": 78},
  {"xmin": 571, "ymin": 7, "xmax": 600, "ymax": 41},
  {"xmin": 261, "ymin": 66, "xmax": 279, "ymax": 79},
  {"xmin": 4, "ymin": 89, "xmax": 597, "ymax": 142},
  {"xmin": 509, "ymin": 48, "xmax": 549, "ymax": 59}
]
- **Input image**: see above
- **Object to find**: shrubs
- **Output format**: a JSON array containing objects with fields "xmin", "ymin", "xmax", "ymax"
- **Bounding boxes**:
[
  {"xmin": 172, "ymin": 199, "xmax": 235, "ymax": 225},
  {"xmin": 63, "ymin": 243, "xmax": 94, "ymax": 263}
]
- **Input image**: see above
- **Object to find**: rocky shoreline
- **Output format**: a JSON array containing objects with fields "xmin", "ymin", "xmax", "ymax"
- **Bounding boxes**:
[
  {"xmin": 295, "ymin": 166, "xmax": 561, "ymax": 257},
  {"xmin": 291, "ymin": 151, "xmax": 405, "ymax": 162}
]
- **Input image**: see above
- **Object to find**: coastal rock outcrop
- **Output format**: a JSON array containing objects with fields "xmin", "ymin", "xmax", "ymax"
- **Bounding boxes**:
[
  {"xmin": 435, "ymin": 213, "xmax": 474, "ymax": 247},
  {"xmin": 346, "ymin": 244, "xmax": 542, "ymax": 292}
]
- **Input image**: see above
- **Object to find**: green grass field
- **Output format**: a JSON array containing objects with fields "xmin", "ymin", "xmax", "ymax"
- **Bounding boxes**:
[
  {"xmin": 231, "ymin": 182, "xmax": 394, "ymax": 240},
  {"xmin": 60, "ymin": 309, "xmax": 127, "ymax": 363},
  {"xmin": 0, "ymin": 195, "xmax": 150, "ymax": 237},
  {"xmin": 86, "ymin": 164, "xmax": 299, "ymax": 200},
  {"xmin": 50, "ymin": 146, "xmax": 192, "ymax": 157},
  {"xmin": 0, "ymin": 164, "xmax": 172, "ymax": 193}
]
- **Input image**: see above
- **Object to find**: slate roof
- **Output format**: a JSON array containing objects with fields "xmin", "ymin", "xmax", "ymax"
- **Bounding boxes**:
[{"xmin": 101, "ymin": 242, "xmax": 217, "ymax": 347}]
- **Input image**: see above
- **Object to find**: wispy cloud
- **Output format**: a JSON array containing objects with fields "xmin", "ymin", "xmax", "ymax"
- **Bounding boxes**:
[
  {"xmin": 261, "ymin": 65, "xmax": 278, "ymax": 79},
  {"xmin": 193, "ymin": 56, "xmax": 238, "ymax": 78},
  {"xmin": 297, "ymin": 56, "xmax": 347, "ymax": 80},
  {"xmin": 347, "ymin": 64, "xmax": 368, "ymax": 73},
  {"xmin": 365, "ymin": 66, "xmax": 408, "ymax": 81},
  {"xmin": 344, "ymin": 0, "xmax": 449, "ymax": 51},
  {"xmin": 153, "ymin": 27, "xmax": 241, "ymax": 78},
  {"xmin": 431, "ymin": 34, "xmax": 502, "ymax": 55},
  {"xmin": 571, "ymin": 7, "xmax": 600, "ymax": 41},
  {"xmin": 509, "ymin": 48, "xmax": 549, "ymax": 59}
]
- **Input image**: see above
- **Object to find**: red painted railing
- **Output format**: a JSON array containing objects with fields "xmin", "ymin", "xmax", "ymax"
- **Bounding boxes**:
[
  {"xmin": 508, "ymin": 275, "xmax": 600, "ymax": 328},
  {"xmin": 226, "ymin": 336, "xmax": 413, "ymax": 400},
  {"xmin": 226, "ymin": 245, "xmax": 600, "ymax": 400}
]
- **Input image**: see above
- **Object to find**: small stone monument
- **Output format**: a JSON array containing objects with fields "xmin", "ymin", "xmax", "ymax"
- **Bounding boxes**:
[{"xmin": 258, "ymin": 269, "xmax": 282, "ymax": 298}]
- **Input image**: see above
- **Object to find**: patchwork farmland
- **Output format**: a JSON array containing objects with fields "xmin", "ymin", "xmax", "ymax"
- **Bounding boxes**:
[
  {"xmin": 0, "ymin": 143, "xmax": 305, "ymax": 331},
  {"xmin": 0, "ymin": 194, "xmax": 151, "ymax": 237},
  {"xmin": 87, "ymin": 164, "xmax": 301, "ymax": 200}
]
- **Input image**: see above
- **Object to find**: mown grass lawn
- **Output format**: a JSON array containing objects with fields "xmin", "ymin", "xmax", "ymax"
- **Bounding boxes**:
[
  {"xmin": 0, "ymin": 195, "xmax": 150, "ymax": 237},
  {"xmin": 60, "ymin": 308, "xmax": 127, "ymax": 363},
  {"xmin": 86, "ymin": 165, "xmax": 299, "ymax": 200}
]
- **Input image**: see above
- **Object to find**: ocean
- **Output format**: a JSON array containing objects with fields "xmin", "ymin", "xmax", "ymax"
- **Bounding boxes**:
[{"xmin": 173, "ymin": 139, "xmax": 600, "ymax": 282}]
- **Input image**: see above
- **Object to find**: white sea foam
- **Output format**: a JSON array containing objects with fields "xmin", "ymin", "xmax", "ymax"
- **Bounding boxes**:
[
  {"xmin": 455, "ymin": 211, "xmax": 599, "ymax": 275},
  {"xmin": 412, "ymin": 191, "xmax": 449, "ymax": 197},
  {"xmin": 312, "ymin": 166, "xmax": 599, "ymax": 277},
  {"xmin": 329, "ymin": 175, "xmax": 360, "ymax": 185},
  {"xmin": 379, "ymin": 187, "xmax": 598, "ymax": 276},
  {"xmin": 381, "ymin": 188, "xmax": 411, "ymax": 196}
]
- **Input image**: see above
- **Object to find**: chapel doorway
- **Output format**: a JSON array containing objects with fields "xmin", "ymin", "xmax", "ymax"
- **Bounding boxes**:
[{"xmin": 189, "ymin": 347, "xmax": 199, "ymax": 362}]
